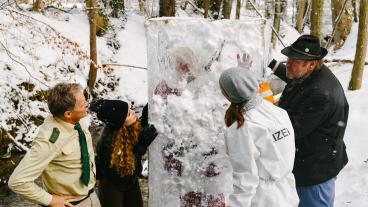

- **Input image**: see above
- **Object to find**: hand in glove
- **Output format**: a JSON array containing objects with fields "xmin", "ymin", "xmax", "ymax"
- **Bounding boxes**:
[
  {"xmin": 140, "ymin": 103, "xmax": 148, "ymax": 127},
  {"xmin": 237, "ymin": 53, "xmax": 253, "ymax": 69},
  {"xmin": 267, "ymin": 59, "xmax": 278, "ymax": 71},
  {"xmin": 141, "ymin": 124, "xmax": 158, "ymax": 147}
]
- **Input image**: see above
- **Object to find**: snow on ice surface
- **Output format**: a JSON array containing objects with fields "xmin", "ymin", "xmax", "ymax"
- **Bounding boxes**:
[{"xmin": 146, "ymin": 18, "xmax": 271, "ymax": 207}]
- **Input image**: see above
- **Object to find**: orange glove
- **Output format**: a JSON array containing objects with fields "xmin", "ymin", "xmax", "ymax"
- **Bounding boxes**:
[{"xmin": 258, "ymin": 81, "xmax": 275, "ymax": 104}]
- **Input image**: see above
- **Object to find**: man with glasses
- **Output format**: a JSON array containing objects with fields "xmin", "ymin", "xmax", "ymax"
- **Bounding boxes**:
[
  {"xmin": 268, "ymin": 35, "xmax": 349, "ymax": 207},
  {"xmin": 8, "ymin": 83, "xmax": 100, "ymax": 207}
]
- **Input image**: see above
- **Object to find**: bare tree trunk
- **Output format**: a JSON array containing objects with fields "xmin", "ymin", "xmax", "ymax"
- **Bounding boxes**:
[
  {"xmin": 32, "ymin": 0, "xmax": 44, "ymax": 12},
  {"xmin": 159, "ymin": 0, "xmax": 176, "ymax": 16},
  {"xmin": 272, "ymin": 0, "xmax": 282, "ymax": 48},
  {"xmin": 349, "ymin": 0, "xmax": 368, "ymax": 90},
  {"xmin": 105, "ymin": 0, "xmax": 110, "ymax": 10},
  {"xmin": 352, "ymin": 0, "xmax": 358, "ymax": 22},
  {"xmin": 214, "ymin": 0, "xmax": 222, "ymax": 19},
  {"xmin": 87, "ymin": 0, "xmax": 97, "ymax": 92},
  {"xmin": 110, "ymin": 0, "xmax": 125, "ymax": 17},
  {"xmin": 138, "ymin": 0, "xmax": 145, "ymax": 13},
  {"xmin": 246, "ymin": 0, "xmax": 255, "ymax": 11},
  {"xmin": 204, "ymin": 0, "xmax": 210, "ymax": 18},
  {"xmin": 168, "ymin": 0, "xmax": 176, "ymax": 16},
  {"xmin": 235, "ymin": 0, "xmax": 241, "ymax": 19},
  {"xmin": 223, "ymin": 0, "xmax": 232, "ymax": 19},
  {"xmin": 264, "ymin": 0, "xmax": 273, "ymax": 19},
  {"xmin": 296, "ymin": 0, "xmax": 307, "ymax": 33},
  {"xmin": 310, "ymin": 0, "xmax": 324, "ymax": 40},
  {"xmin": 331, "ymin": 0, "xmax": 353, "ymax": 49}
]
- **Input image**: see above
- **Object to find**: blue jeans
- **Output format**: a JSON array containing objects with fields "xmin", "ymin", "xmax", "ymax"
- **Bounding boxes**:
[{"xmin": 297, "ymin": 177, "xmax": 336, "ymax": 207}]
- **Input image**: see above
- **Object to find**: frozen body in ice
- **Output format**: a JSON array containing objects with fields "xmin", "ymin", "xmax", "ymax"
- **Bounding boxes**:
[
  {"xmin": 153, "ymin": 45, "xmax": 229, "ymax": 206},
  {"xmin": 154, "ymin": 45, "xmax": 223, "ymax": 99},
  {"xmin": 146, "ymin": 18, "xmax": 272, "ymax": 207},
  {"xmin": 154, "ymin": 46, "xmax": 198, "ymax": 98}
]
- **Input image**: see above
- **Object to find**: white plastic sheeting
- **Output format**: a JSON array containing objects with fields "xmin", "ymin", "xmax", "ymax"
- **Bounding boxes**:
[{"xmin": 146, "ymin": 17, "xmax": 271, "ymax": 207}]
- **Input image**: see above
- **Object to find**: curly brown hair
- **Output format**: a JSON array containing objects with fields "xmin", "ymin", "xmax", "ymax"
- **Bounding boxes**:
[
  {"xmin": 224, "ymin": 102, "xmax": 246, "ymax": 128},
  {"xmin": 110, "ymin": 121, "xmax": 141, "ymax": 177}
]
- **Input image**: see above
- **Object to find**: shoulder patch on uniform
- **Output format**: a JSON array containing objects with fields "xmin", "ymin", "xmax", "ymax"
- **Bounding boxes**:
[{"xmin": 49, "ymin": 128, "xmax": 60, "ymax": 143}]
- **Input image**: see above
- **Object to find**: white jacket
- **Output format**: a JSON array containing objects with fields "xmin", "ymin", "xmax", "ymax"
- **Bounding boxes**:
[{"xmin": 226, "ymin": 100, "xmax": 299, "ymax": 207}]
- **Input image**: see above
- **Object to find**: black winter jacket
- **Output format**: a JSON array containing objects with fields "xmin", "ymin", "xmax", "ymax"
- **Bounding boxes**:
[
  {"xmin": 95, "ymin": 123, "xmax": 153, "ymax": 191},
  {"xmin": 273, "ymin": 63, "xmax": 349, "ymax": 186}
]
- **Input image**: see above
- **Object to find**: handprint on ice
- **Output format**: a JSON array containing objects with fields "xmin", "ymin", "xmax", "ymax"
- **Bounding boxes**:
[
  {"xmin": 201, "ymin": 147, "xmax": 220, "ymax": 177},
  {"xmin": 237, "ymin": 53, "xmax": 253, "ymax": 69},
  {"xmin": 180, "ymin": 191, "xmax": 225, "ymax": 207},
  {"xmin": 203, "ymin": 162, "xmax": 220, "ymax": 177},
  {"xmin": 201, "ymin": 147, "xmax": 218, "ymax": 158},
  {"xmin": 162, "ymin": 141, "xmax": 221, "ymax": 178},
  {"xmin": 162, "ymin": 140, "xmax": 198, "ymax": 176},
  {"xmin": 154, "ymin": 81, "xmax": 181, "ymax": 98}
]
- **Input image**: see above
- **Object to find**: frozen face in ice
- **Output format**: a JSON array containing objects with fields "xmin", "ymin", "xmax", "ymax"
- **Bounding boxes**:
[
  {"xmin": 175, "ymin": 58, "xmax": 196, "ymax": 83},
  {"xmin": 169, "ymin": 46, "xmax": 199, "ymax": 77},
  {"xmin": 285, "ymin": 58, "xmax": 317, "ymax": 79},
  {"xmin": 175, "ymin": 58, "xmax": 190, "ymax": 74}
]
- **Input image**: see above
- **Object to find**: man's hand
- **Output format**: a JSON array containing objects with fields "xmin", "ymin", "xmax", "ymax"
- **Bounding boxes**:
[
  {"xmin": 49, "ymin": 195, "xmax": 75, "ymax": 207},
  {"xmin": 237, "ymin": 53, "xmax": 252, "ymax": 69}
]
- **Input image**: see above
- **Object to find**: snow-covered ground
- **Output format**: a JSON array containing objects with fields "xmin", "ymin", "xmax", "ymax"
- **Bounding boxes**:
[{"xmin": 0, "ymin": 1, "xmax": 367, "ymax": 206}]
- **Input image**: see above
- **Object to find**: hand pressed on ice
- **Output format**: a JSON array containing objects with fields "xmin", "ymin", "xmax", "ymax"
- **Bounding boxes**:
[
  {"xmin": 50, "ymin": 195, "xmax": 75, "ymax": 207},
  {"xmin": 237, "ymin": 53, "xmax": 253, "ymax": 69}
]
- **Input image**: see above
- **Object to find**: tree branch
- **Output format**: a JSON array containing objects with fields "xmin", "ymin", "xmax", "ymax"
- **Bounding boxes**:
[
  {"xmin": 0, "ymin": 41, "xmax": 50, "ymax": 88},
  {"xmin": 102, "ymin": 63, "xmax": 147, "ymax": 70},
  {"xmin": 1, "ymin": 128, "xmax": 29, "ymax": 152},
  {"xmin": 6, "ymin": 7, "xmax": 101, "ymax": 71},
  {"xmin": 324, "ymin": 58, "xmax": 368, "ymax": 65},
  {"xmin": 183, "ymin": 0, "xmax": 214, "ymax": 20},
  {"xmin": 301, "ymin": 0, "xmax": 311, "ymax": 32},
  {"xmin": 325, "ymin": 0, "xmax": 349, "ymax": 49},
  {"xmin": 44, "ymin": 5, "xmax": 77, "ymax": 13}
]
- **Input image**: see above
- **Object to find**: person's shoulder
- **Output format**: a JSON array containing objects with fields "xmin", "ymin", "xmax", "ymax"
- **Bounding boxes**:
[
  {"xmin": 36, "ymin": 116, "xmax": 70, "ymax": 145},
  {"xmin": 316, "ymin": 65, "xmax": 340, "ymax": 84},
  {"xmin": 304, "ymin": 66, "xmax": 337, "ymax": 94},
  {"xmin": 264, "ymin": 101, "xmax": 288, "ymax": 116},
  {"xmin": 252, "ymin": 100, "xmax": 286, "ymax": 116},
  {"xmin": 36, "ymin": 116, "xmax": 58, "ymax": 140}
]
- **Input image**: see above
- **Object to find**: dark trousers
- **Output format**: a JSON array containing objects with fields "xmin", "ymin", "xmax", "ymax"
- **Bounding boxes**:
[{"xmin": 98, "ymin": 177, "xmax": 143, "ymax": 207}]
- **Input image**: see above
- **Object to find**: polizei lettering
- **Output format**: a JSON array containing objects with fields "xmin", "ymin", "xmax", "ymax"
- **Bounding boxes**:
[{"xmin": 272, "ymin": 128, "xmax": 290, "ymax": 142}]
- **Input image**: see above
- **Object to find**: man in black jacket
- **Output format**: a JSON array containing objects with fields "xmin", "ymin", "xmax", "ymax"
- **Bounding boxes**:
[{"xmin": 268, "ymin": 35, "xmax": 349, "ymax": 207}]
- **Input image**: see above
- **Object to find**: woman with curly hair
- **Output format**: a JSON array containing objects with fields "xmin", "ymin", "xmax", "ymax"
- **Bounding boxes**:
[{"xmin": 90, "ymin": 100, "xmax": 157, "ymax": 207}]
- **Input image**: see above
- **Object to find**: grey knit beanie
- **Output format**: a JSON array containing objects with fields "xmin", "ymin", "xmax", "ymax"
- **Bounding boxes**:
[{"xmin": 219, "ymin": 67, "xmax": 259, "ymax": 104}]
